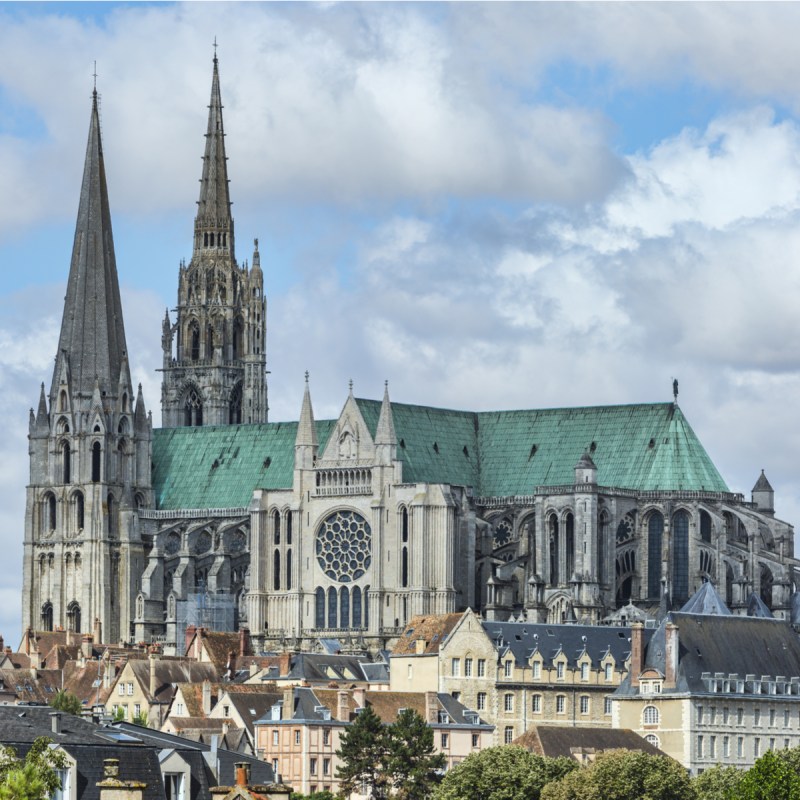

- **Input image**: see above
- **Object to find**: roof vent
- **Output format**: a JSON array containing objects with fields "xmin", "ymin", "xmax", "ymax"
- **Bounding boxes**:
[
  {"xmin": 263, "ymin": 456, "xmax": 271, "ymax": 468},
  {"xmin": 529, "ymin": 444, "xmax": 537, "ymax": 459},
  {"xmin": 399, "ymin": 438, "xmax": 406, "ymax": 449},
  {"xmin": 648, "ymin": 438, "xmax": 655, "ymax": 448},
  {"xmin": 433, "ymin": 442, "xmax": 439, "ymax": 454},
  {"xmin": 463, "ymin": 446, "xmax": 469, "ymax": 457},
  {"xmin": 589, "ymin": 441, "xmax": 597, "ymax": 453}
]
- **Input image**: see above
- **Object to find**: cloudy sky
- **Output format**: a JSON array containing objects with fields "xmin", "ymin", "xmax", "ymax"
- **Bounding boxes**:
[{"xmin": 2, "ymin": 1, "xmax": 800, "ymax": 647}]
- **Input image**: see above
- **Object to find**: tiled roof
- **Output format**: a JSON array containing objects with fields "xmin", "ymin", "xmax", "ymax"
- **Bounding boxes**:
[
  {"xmin": 224, "ymin": 691, "xmax": 283, "ymax": 736},
  {"xmin": 152, "ymin": 400, "xmax": 727, "ymax": 509},
  {"xmin": 192, "ymin": 631, "xmax": 244, "ymax": 672},
  {"xmin": 128, "ymin": 660, "xmax": 219, "ymax": 704},
  {"xmin": 514, "ymin": 725, "xmax": 665, "ymax": 760},
  {"xmin": 392, "ymin": 613, "xmax": 464, "ymax": 656},
  {"xmin": 0, "ymin": 668, "xmax": 62, "ymax": 703}
]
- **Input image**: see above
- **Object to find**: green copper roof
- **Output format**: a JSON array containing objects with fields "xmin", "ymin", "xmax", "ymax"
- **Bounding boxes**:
[{"xmin": 152, "ymin": 400, "xmax": 728, "ymax": 510}]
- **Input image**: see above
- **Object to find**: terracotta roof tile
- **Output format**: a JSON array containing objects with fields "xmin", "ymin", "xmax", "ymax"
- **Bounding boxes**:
[{"xmin": 391, "ymin": 613, "xmax": 463, "ymax": 656}]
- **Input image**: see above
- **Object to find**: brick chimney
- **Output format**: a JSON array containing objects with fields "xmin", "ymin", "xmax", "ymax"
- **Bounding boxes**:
[
  {"xmin": 282, "ymin": 686, "xmax": 294, "ymax": 720},
  {"xmin": 239, "ymin": 627, "xmax": 250, "ymax": 657},
  {"xmin": 665, "ymin": 622, "xmax": 679, "ymax": 689},
  {"xmin": 234, "ymin": 762, "xmax": 250, "ymax": 788},
  {"xmin": 630, "ymin": 622, "xmax": 644, "ymax": 688},
  {"xmin": 184, "ymin": 625, "xmax": 197, "ymax": 657},
  {"xmin": 96, "ymin": 759, "xmax": 147, "ymax": 800},
  {"xmin": 424, "ymin": 691, "xmax": 439, "ymax": 723},
  {"xmin": 337, "ymin": 690, "xmax": 350, "ymax": 722},
  {"xmin": 82, "ymin": 634, "xmax": 94, "ymax": 660}
]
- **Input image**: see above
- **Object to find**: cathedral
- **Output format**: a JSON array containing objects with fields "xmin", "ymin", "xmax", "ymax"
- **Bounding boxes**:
[{"xmin": 22, "ymin": 56, "xmax": 797, "ymax": 653}]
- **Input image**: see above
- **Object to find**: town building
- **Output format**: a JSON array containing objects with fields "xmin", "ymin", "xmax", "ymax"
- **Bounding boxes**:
[{"xmin": 23, "ymin": 53, "xmax": 796, "ymax": 658}]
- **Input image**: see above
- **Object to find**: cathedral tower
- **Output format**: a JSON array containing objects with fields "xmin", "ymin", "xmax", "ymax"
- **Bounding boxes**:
[
  {"xmin": 23, "ymin": 88, "xmax": 152, "ymax": 644},
  {"xmin": 160, "ymin": 54, "xmax": 267, "ymax": 427}
]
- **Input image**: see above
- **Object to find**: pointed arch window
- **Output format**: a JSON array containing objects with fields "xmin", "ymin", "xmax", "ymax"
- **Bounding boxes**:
[
  {"xmin": 107, "ymin": 494, "xmax": 115, "ymax": 536},
  {"xmin": 672, "ymin": 511, "xmax": 690, "ymax": 602},
  {"xmin": 183, "ymin": 388, "xmax": 203, "ymax": 427},
  {"xmin": 340, "ymin": 587, "xmax": 350, "ymax": 629},
  {"xmin": 648, "ymin": 512, "xmax": 664, "ymax": 599},
  {"xmin": 352, "ymin": 586, "xmax": 362, "ymax": 628},
  {"xmin": 75, "ymin": 492, "xmax": 84, "ymax": 531},
  {"xmin": 45, "ymin": 493, "xmax": 56, "ymax": 532},
  {"xmin": 327, "ymin": 587, "xmax": 338, "ymax": 629},
  {"xmin": 41, "ymin": 602, "xmax": 53, "ymax": 632},
  {"xmin": 67, "ymin": 601, "xmax": 81, "ymax": 633},
  {"xmin": 229, "ymin": 382, "xmax": 242, "ymax": 425},
  {"xmin": 286, "ymin": 513, "xmax": 292, "ymax": 545},
  {"xmin": 62, "ymin": 441, "xmax": 71, "ymax": 484},
  {"xmin": 364, "ymin": 585, "xmax": 370, "ymax": 628},
  {"xmin": 565, "ymin": 513, "xmax": 575, "ymax": 580},
  {"xmin": 286, "ymin": 550, "xmax": 292, "ymax": 591},
  {"xmin": 190, "ymin": 322, "xmax": 201, "ymax": 361},
  {"xmin": 273, "ymin": 510, "xmax": 281, "ymax": 545},
  {"xmin": 548, "ymin": 515, "xmax": 559, "ymax": 587},
  {"xmin": 401, "ymin": 547, "xmax": 409, "ymax": 588},
  {"xmin": 273, "ymin": 549, "xmax": 281, "ymax": 591},
  {"xmin": 402, "ymin": 507, "xmax": 409, "ymax": 543},
  {"xmin": 700, "ymin": 510, "xmax": 712, "ymax": 543},
  {"xmin": 92, "ymin": 442, "xmax": 102, "ymax": 482},
  {"xmin": 315, "ymin": 588, "xmax": 325, "ymax": 629}
]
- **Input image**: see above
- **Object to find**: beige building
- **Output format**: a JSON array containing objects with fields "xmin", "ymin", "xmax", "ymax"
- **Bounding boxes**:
[
  {"xmin": 253, "ymin": 686, "xmax": 492, "ymax": 796},
  {"xmin": 613, "ymin": 584, "xmax": 800, "ymax": 773},
  {"xmin": 394, "ymin": 609, "xmax": 643, "ymax": 745}
]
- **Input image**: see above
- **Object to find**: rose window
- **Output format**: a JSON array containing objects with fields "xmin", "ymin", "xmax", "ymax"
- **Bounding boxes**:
[
  {"xmin": 493, "ymin": 518, "xmax": 513, "ymax": 549},
  {"xmin": 315, "ymin": 510, "xmax": 372, "ymax": 583},
  {"xmin": 616, "ymin": 514, "xmax": 635, "ymax": 545}
]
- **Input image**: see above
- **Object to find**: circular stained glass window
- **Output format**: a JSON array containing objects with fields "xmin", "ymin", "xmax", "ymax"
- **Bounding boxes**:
[
  {"xmin": 493, "ymin": 518, "xmax": 513, "ymax": 549},
  {"xmin": 315, "ymin": 510, "xmax": 372, "ymax": 583}
]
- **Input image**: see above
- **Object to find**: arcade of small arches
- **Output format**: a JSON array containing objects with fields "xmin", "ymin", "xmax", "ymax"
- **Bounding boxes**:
[
  {"xmin": 313, "ymin": 584, "xmax": 370, "ymax": 631},
  {"xmin": 38, "ymin": 488, "xmax": 118, "ymax": 538},
  {"xmin": 183, "ymin": 313, "xmax": 245, "ymax": 364}
]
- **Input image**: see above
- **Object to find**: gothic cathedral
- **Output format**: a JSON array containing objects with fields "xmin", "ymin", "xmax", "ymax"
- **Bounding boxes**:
[{"xmin": 23, "ymin": 56, "xmax": 798, "ymax": 651}]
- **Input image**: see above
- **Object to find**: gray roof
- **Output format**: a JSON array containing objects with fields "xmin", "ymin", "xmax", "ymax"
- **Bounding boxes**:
[
  {"xmin": 225, "ymin": 691, "xmax": 282, "ymax": 737},
  {"xmin": 285, "ymin": 653, "xmax": 388, "ymax": 684},
  {"xmin": 752, "ymin": 470, "xmax": 774, "ymax": 492},
  {"xmin": 480, "ymin": 620, "xmax": 645, "ymax": 669},
  {"xmin": 678, "ymin": 581, "xmax": 731, "ymax": 616},
  {"xmin": 747, "ymin": 592, "xmax": 774, "ymax": 619}
]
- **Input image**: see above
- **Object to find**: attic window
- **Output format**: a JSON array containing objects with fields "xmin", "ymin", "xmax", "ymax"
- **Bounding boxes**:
[
  {"xmin": 529, "ymin": 444, "xmax": 537, "ymax": 459},
  {"xmin": 433, "ymin": 442, "xmax": 439, "ymax": 454},
  {"xmin": 546, "ymin": 629, "xmax": 554, "ymax": 636},
  {"xmin": 263, "ymin": 457, "xmax": 271, "ymax": 468},
  {"xmin": 649, "ymin": 438, "xmax": 655, "ymax": 448},
  {"xmin": 590, "ymin": 441, "xmax": 597, "ymax": 453}
]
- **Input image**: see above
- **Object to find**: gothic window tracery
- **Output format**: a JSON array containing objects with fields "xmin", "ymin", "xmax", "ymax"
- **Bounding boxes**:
[
  {"xmin": 493, "ymin": 518, "xmax": 513, "ymax": 549},
  {"xmin": 183, "ymin": 387, "xmax": 203, "ymax": 427},
  {"xmin": 66, "ymin": 601, "xmax": 81, "ymax": 633},
  {"xmin": 672, "ymin": 510, "xmax": 690, "ymax": 602},
  {"xmin": 41, "ymin": 602, "xmax": 53, "ymax": 632},
  {"xmin": 647, "ymin": 512, "xmax": 664, "ymax": 599},
  {"xmin": 229, "ymin": 382, "xmax": 242, "ymax": 425},
  {"xmin": 315, "ymin": 510, "xmax": 372, "ymax": 583}
]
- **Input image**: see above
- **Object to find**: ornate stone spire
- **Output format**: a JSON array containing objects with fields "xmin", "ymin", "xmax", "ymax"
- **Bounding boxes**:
[
  {"xmin": 194, "ymin": 52, "xmax": 234, "ymax": 259},
  {"xmin": 375, "ymin": 381, "xmax": 396, "ymax": 446},
  {"xmin": 296, "ymin": 372, "xmax": 318, "ymax": 449},
  {"xmin": 52, "ymin": 88, "xmax": 130, "ymax": 407}
]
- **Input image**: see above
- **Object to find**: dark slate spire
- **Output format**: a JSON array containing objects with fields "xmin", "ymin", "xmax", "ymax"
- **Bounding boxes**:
[
  {"xmin": 752, "ymin": 470, "xmax": 774, "ymax": 493},
  {"xmin": 51, "ymin": 88, "xmax": 130, "ymax": 407},
  {"xmin": 194, "ymin": 52, "xmax": 234, "ymax": 258}
]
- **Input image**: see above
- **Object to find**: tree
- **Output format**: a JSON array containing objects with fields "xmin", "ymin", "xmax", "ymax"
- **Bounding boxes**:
[
  {"xmin": 131, "ymin": 710, "xmax": 149, "ymax": 727},
  {"xmin": 386, "ymin": 708, "xmax": 446, "ymax": 800},
  {"xmin": 336, "ymin": 706, "xmax": 390, "ymax": 799},
  {"xmin": 736, "ymin": 750, "xmax": 800, "ymax": 800},
  {"xmin": 540, "ymin": 750, "xmax": 693, "ymax": 800},
  {"xmin": 435, "ymin": 746, "xmax": 576, "ymax": 800},
  {"xmin": 49, "ymin": 690, "xmax": 83, "ymax": 716},
  {"xmin": 691, "ymin": 764, "xmax": 744, "ymax": 800},
  {"xmin": 0, "ymin": 737, "xmax": 70, "ymax": 800}
]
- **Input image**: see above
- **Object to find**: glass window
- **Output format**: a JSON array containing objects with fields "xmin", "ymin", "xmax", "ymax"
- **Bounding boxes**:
[
  {"xmin": 723, "ymin": 707, "xmax": 729, "ymax": 725},
  {"xmin": 452, "ymin": 658, "xmax": 460, "ymax": 677},
  {"xmin": 605, "ymin": 697, "xmax": 612, "ymax": 715},
  {"xmin": 441, "ymin": 733, "xmax": 449, "ymax": 748},
  {"xmin": 504, "ymin": 693, "xmax": 514, "ymax": 713},
  {"xmin": 556, "ymin": 662, "xmax": 565, "ymax": 680},
  {"xmin": 738, "ymin": 737, "xmax": 744, "ymax": 758},
  {"xmin": 580, "ymin": 695, "xmax": 589, "ymax": 714},
  {"xmin": 697, "ymin": 706, "xmax": 703, "ymax": 724},
  {"xmin": 754, "ymin": 738, "xmax": 761, "ymax": 758},
  {"xmin": 533, "ymin": 661, "xmax": 541, "ymax": 680},
  {"xmin": 672, "ymin": 511, "xmax": 690, "ymax": 601},
  {"xmin": 472, "ymin": 734, "xmax": 479, "ymax": 748},
  {"xmin": 127, "ymin": 682, "xmax": 134, "ymax": 696},
  {"xmin": 323, "ymin": 729, "xmax": 330, "ymax": 746},
  {"xmin": 465, "ymin": 658, "xmax": 473, "ymax": 677},
  {"xmin": 645, "ymin": 734, "xmax": 660, "ymax": 749},
  {"xmin": 556, "ymin": 696, "xmax": 566, "ymax": 714},
  {"xmin": 580, "ymin": 663, "xmax": 589, "ymax": 681},
  {"xmin": 532, "ymin": 695, "xmax": 542, "ymax": 713},
  {"xmin": 310, "ymin": 758, "xmax": 317, "ymax": 774},
  {"xmin": 647, "ymin": 513, "xmax": 664, "ymax": 598},
  {"xmin": 323, "ymin": 758, "xmax": 330, "ymax": 775},
  {"xmin": 710, "ymin": 736, "xmax": 716, "ymax": 758},
  {"xmin": 294, "ymin": 730, "xmax": 300, "ymax": 745},
  {"xmin": 477, "ymin": 659, "xmax": 486, "ymax": 678},
  {"xmin": 273, "ymin": 730, "xmax": 278, "ymax": 745},
  {"xmin": 755, "ymin": 709, "xmax": 761, "ymax": 726},
  {"xmin": 504, "ymin": 660, "xmax": 512, "ymax": 678},
  {"xmin": 643, "ymin": 706, "xmax": 660, "ymax": 725},
  {"xmin": 504, "ymin": 727, "xmax": 514, "ymax": 744},
  {"xmin": 477, "ymin": 692, "xmax": 486, "ymax": 711},
  {"xmin": 737, "ymin": 708, "xmax": 744, "ymax": 725},
  {"xmin": 605, "ymin": 663, "xmax": 613, "ymax": 682},
  {"xmin": 723, "ymin": 737, "xmax": 729, "ymax": 758},
  {"xmin": 770, "ymin": 709, "xmax": 776, "ymax": 727},
  {"xmin": 697, "ymin": 735, "xmax": 703, "ymax": 759}
]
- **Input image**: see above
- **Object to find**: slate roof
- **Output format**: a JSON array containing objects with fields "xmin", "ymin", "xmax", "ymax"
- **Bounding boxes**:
[
  {"xmin": 392, "ymin": 613, "xmax": 463, "ymax": 656},
  {"xmin": 284, "ymin": 653, "xmax": 388, "ymax": 684},
  {"xmin": 678, "ymin": 581, "xmax": 731, "ymax": 616},
  {"xmin": 752, "ymin": 470, "xmax": 774, "ymax": 492},
  {"xmin": 223, "ymin": 691, "xmax": 283, "ymax": 737},
  {"xmin": 480, "ymin": 620, "xmax": 645, "ymax": 669},
  {"xmin": 0, "ymin": 707, "xmax": 164, "ymax": 800},
  {"xmin": 513, "ymin": 725, "xmax": 666, "ymax": 760},
  {"xmin": 128, "ymin": 660, "xmax": 219, "ymax": 704},
  {"xmin": 152, "ymin": 400, "xmax": 727, "ymax": 509},
  {"xmin": 0, "ymin": 668, "xmax": 62, "ymax": 703}
]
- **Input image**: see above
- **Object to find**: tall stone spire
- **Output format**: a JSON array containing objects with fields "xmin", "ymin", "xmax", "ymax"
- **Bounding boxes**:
[
  {"xmin": 194, "ymin": 52, "xmax": 234, "ymax": 260},
  {"xmin": 52, "ymin": 88, "xmax": 130, "ymax": 407},
  {"xmin": 295, "ymin": 372, "xmax": 318, "ymax": 470},
  {"xmin": 375, "ymin": 381, "xmax": 397, "ymax": 465}
]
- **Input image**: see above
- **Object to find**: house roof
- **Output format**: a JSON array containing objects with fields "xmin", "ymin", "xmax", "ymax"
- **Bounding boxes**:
[
  {"xmin": 0, "ymin": 668, "xmax": 62, "ymax": 703},
  {"xmin": 189, "ymin": 631, "xmax": 247, "ymax": 672},
  {"xmin": 152, "ymin": 400, "xmax": 728, "ymax": 510},
  {"xmin": 128, "ymin": 660, "xmax": 219, "ymax": 704},
  {"xmin": 284, "ymin": 653, "xmax": 388, "ymax": 684},
  {"xmin": 480, "ymin": 620, "xmax": 646, "ymax": 669},
  {"xmin": 223, "ymin": 691, "xmax": 283, "ymax": 737},
  {"xmin": 392, "ymin": 613, "xmax": 463, "ymax": 656},
  {"xmin": 678, "ymin": 581, "xmax": 731, "ymax": 616},
  {"xmin": 513, "ymin": 725, "xmax": 666, "ymax": 760}
]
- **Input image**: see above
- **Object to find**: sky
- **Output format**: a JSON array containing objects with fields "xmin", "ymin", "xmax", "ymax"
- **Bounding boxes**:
[{"xmin": 1, "ymin": 1, "xmax": 800, "ymax": 648}]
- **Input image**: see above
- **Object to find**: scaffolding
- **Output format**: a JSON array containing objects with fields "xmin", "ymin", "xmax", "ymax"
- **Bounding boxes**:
[{"xmin": 175, "ymin": 589, "xmax": 237, "ymax": 647}]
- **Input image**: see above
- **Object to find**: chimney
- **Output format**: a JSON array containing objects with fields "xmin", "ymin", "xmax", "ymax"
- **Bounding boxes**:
[
  {"xmin": 630, "ymin": 622, "xmax": 644, "ymax": 688},
  {"xmin": 415, "ymin": 639, "xmax": 426, "ymax": 655},
  {"xmin": 202, "ymin": 680, "xmax": 212, "ymax": 716},
  {"xmin": 185, "ymin": 625, "xmax": 197, "ymax": 657},
  {"xmin": 93, "ymin": 617, "xmax": 102, "ymax": 646},
  {"xmin": 50, "ymin": 712, "xmax": 62, "ymax": 735},
  {"xmin": 103, "ymin": 655, "xmax": 112, "ymax": 690},
  {"xmin": 234, "ymin": 763, "xmax": 250, "ymax": 788},
  {"xmin": 279, "ymin": 652, "xmax": 292, "ymax": 676},
  {"xmin": 0, "ymin": 635, "xmax": 4, "ymax": 652},
  {"xmin": 149, "ymin": 653, "xmax": 158, "ymax": 698},
  {"xmin": 239, "ymin": 627, "xmax": 250, "ymax": 657},
  {"xmin": 97, "ymin": 759, "xmax": 146, "ymax": 800},
  {"xmin": 424, "ymin": 691, "xmax": 438, "ymax": 724},
  {"xmin": 282, "ymin": 686, "xmax": 294, "ymax": 720},
  {"xmin": 104, "ymin": 760, "xmax": 120, "ymax": 780},
  {"xmin": 353, "ymin": 687, "xmax": 366, "ymax": 710},
  {"xmin": 82, "ymin": 634, "xmax": 94, "ymax": 660},
  {"xmin": 665, "ymin": 622, "xmax": 679, "ymax": 688},
  {"xmin": 337, "ymin": 690, "xmax": 350, "ymax": 722},
  {"xmin": 249, "ymin": 661, "xmax": 258, "ymax": 679}
]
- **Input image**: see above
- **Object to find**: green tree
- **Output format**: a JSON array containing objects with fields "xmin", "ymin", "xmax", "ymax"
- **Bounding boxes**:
[
  {"xmin": 736, "ymin": 750, "xmax": 800, "ymax": 800},
  {"xmin": 111, "ymin": 707, "xmax": 125, "ymax": 722},
  {"xmin": 435, "ymin": 746, "xmax": 576, "ymax": 800},
  {"xmin": 540, "ymin": 750, "xmax": 693, "ymax": 800},
  {"xmin": 49, "ymin": 689, "xmax": 83, "ymax": 716},
  {"xmin": 131, "ymin": 710, "xmax": 149, "ymax": 727},
  {"xmin": 335, "ymin": 705, "xmax": 390, "ymax": 799},
  {"xmin": 386, "ymin": 708, "xmax": 446, "ymax": 800},
  {"xmin": 0, "ymin": 737, "xmax": 70, "ymax": 800},
  {"xmin": 691, "ymin": 763, "xmax": 744, "ymax": 800}
]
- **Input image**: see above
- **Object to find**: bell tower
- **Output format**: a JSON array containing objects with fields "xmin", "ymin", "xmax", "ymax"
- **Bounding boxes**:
[
  {"xmin": 160, "ymin": 53, "xmax": 268, "ymax": 427},
  {"xmin": 22, "ymin": 88, "xmax": 152, "ymax": 643}
]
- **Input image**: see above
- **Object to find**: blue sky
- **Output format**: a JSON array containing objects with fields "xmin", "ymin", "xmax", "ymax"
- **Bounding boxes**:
[{"xmin": 2, "ymin": 2, "xmax": 800, "ymax": 647}]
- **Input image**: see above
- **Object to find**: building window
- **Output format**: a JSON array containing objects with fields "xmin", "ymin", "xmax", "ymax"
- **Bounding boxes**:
[
  {"xmin": 504, "ymin": 727, "xmax": 514, "ymax": 744},
  {"xmin": 272, "ymin": 730, "xmax": 278, "ymax": 746},
  {"xmin": 118, "ymin": 684, "xmax": 124, "ymax": 696},
  {"xmin": 323, "ymin": 758, "xmax": 330, "ymax": 776},
  {"xmin": 645, "ymin": 734, "xmax": 660, "ymax": 749},
  {"xmin": 643, "ymin": 706, "xmax": 660, "ymax": 726},
  {"xmin": 770, "ymin": 709, "xmax": 776, "ymax": 727},
  {"xmin": 465, "ymin": 658, "xmax": 473, "ymax": 677},
  {"xmin": 323, "ymin": 730, "xmax": 330, "ymax": 746},
  {"xmin": 697, "ymin": 736, "xmax": 703, "ymax": 759},
  {"xmin": 176, "ymin": 703, "xmax": 184, "ymax": 715},
  {"xmin": 723, "ymin": 736, "xmax": 730, "ymax": 758},
  {"xmin": 477, "ymin": 693, "xmax": 486, "ymax": 711},
  {"xmin": 738, "ymin": 737, "xmax": 744, "ymax": 758},
  {"xmin": 754, "ymin": 738, "xmax": 761, "ymax": 758},
  {"xmin": 472, "ymin": 734, "xmax": 479, "ymax": 748},
  {"xmin": 294, "ymin": 730, "xmax": 300, "ymax": 745},
  {"xmin": 134, "ymin": 704, "xmax": 141, "ymax": 717},
  {"xmin": 452, "ymin": 658, "xmax": 460, "ymax": 677},
  {"xmin": 580, "ymin": 663, "xmax": 589, "ymax": 681},
  {"xmin": 580, "ymin": 695, "xmax": 590, "ymax": 715},
  {"xmin": 556, "ymin": 696, "xmax": 566, "ymax": 714},
  {"xmin": 737, "ymin": 707, "xmax": 744, "ymax": 725},
  {"xmin": 441, "ymin": 733, "xmax": 449, "ymax": 748},
  {"xmin": 533, "ymin": 661, "xmax": 541, "ymax": 680},
  {"xmin": 504, "ymin": 660, "xmax": 512, "ymax": 679},
  {"xmin": 504, "ymin": 694, "xmax": 514, "ymax": 713},
  {"xmin": 223, "ymin": 705, "xmax": 230, "ymax": 718},
  {"xmin": 710, "ymin": 736, "xmax": 717, "ymax": 758},
  {"xmin": 604, "ymin": 697, "xmax": 613, "ymax": 715},
  {"xmin": 556, "ymin": 662, "xmax": 565, "ymax": 680},
  {"xmin": 272, "ymin": 760, "xmax": 278, "ymax": 774},
  {"xmin": 755, "ymin": 709, "xmax": 761, "ymax": 727},
  {"xmin": 532, "ymin": 695, "xmax": 542, "ymax": 713},
  {"xmin": 723, "ymin": 707, "xmax": 729, "ymax": 725},
  {"xmin": 477, "ymin": 659, "xmax": 486, "ymax": 678},
  {"xmin": 604, "ymin": 663, "xmax": 613, "ymax": 682},
  {"xmin": 697, "ymin": 706, "xmax": 703, "ymax": 724},
  {"xmin": 127, "ymin": 682, "xmax": 134, "ymax": 696},
  {"xmin": 786, "ymin": 710, "xmax": 792, "ymax": 728},
  {"xmin": 310, "ymin": 758, "xmax": 317, "ymax": 774}
]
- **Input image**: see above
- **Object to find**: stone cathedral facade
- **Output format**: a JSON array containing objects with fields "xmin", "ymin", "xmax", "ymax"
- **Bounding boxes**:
[{"xmin": 23, "ymin": 56, "xmax": 798, "ymax": 652}]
